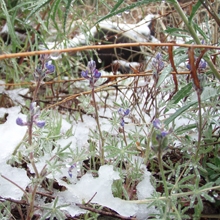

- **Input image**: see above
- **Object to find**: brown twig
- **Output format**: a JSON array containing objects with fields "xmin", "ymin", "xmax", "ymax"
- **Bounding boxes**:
[
  {"xmin": 76, "ymin": 203, "xmax": 137, "ymax": 220},
  {"xmin": 0, "ymin": 43, "xmax": 219, "ymax": 60}
]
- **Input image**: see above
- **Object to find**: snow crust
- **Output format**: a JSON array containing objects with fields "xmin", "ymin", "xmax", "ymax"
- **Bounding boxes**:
[
  {"xmin": 57, "ymin": 164, "xmax": 157, "ymax": 218},
  {"xmin": 0, "ymin": 106, "xmax": 29, "ymax": 200}
]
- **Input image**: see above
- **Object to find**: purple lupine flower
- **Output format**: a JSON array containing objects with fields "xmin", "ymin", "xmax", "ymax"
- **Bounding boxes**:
[
  {"xmin": 124, "ymin": 109, "xmax": 130, "ymax": 116},
  {"xmin": 199, "ymin": 59, "xmax": 206, "ymax": 69},
  {"xmin": 81, "ymin": 70, "xmax": 89, "ymax": 79},
  {"xmin": 186, "ymin": 58, "xmax": 207, "ymax": 71},
  {"xmin": 152, "ymin": 53, "xmax": 164, "ymax": 74},
  {"xmin": 161, "ymin": 130, "xmax": 169, "ymax": 137},
  {"xmin": 120, "ymin": 118, "xmax": 125, "ymax": 127},
  {"xmin": 45, "ymin": 61, "xmax": 55, "ymax": 73},
  {"xmin": 152, "ymin": 118, "xmax": 161, "ymax": 130},
  {"xmin": 153, "ymin": 118, "xmax": 171, "ymax": 138},
  {"xmin": 16, "ymin": 102, "xmax": 45, "ymax": 128},
  {"xmin": 118, "ymin": 108, "xmax": 130, "ymax": 127},
  {"xmin": 81, "ymin": 60, "xmax": 101, "ymax": 87},
  {"xmin": 118, "ymin": 108, "xmax": 130, "ymax": 116},
  {"xmin": 68, "ymin": 163, "xmax": 76, "ymax": 178},
  {"xmin": 16, "ymin": 117, "xmax": 27, "ymax": 126},
  {"xmin": 93, "ymin": 69, "xmax": 101, "ymax": 79},
  {"xmin": 88, "ymin": 60, "xmax": 96, "ymax": 73},
  {"xmin": 35, "ymin": 120, "xmax": 46, "ymax": 128},
  {"xmin": 34, "ymin": 55, "xmax": 55, "ymax": 81}
]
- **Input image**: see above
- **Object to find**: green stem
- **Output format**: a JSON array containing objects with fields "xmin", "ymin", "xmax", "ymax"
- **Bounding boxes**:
[
  {"xmin": 91, "ymin": 88, "xmax": 105, "ymax": 165},
  {"xmin": 158, "ymin": 150, "xmax": 169, "ymax": 197},
  {"xmin": 195, "ymin": 90, "xmax": 202, "ymax": 160},
  {"xmin": 26, "ymin": 184, "xmax": 38, "ymax": 220},
  {"xmin": 172, "ymin": 0, "xmax": 220, "ymax": 80}
]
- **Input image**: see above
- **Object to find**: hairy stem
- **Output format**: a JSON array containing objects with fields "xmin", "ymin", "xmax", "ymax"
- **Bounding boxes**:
[
  {"xmin": 195, "ymin": 90, "xmax": 202, "ymax": 160},
  {"xmin": 158, "ymin": 150, "xmax": 169, "ymax": 197},
  {"xmin": 91, "ymin": 88, "xmax": 105, "ymax": 165}
]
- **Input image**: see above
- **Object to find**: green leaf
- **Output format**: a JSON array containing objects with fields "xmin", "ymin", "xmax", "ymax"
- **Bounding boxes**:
[
  {"xmin": 96, "ymin": 0, "xmax": 162, "ymax": 24},
  {"xmin": 110, "ymin": 0, "xmax": 124, "ymax": 13},
  {"xmin": 164, "ymin": 86, "xmax": 218, "ymax": 126},
  {"xmin": 201, "ymin": 87, "xmax": 217, "ymax": 101},
  {"xmin": 178, "ymin": 174, "xmax": 195, "ymax": 185},
  {"xmin": 175, "ymin": 123, "xmax": 197, "ymax": 134},
  {"xmin": 188, "ymin": 1, "xmax": 202, "ymax": 23},
  {"xmin": 192, "ymin": 22, "xmax": 208, "ymax": 41},
  {"xmin": 63, "ymin": 0, "xmax": 72, "ymax": 34},
  {"xmin": 1, "ymin": 0, "xmax": 20, "ymax": 47},
  {"xmin": 49, "ymin": 0, "xmax": 62, "ymax": 29},
  {"xmin": 26, "ymin": 0, "xmax": 51, "ymax": 21},
  {"xmin": 171, "ymin": 83, "xmax": 192, "ymax": 105},
  {"xmin": 164, "ymin": 100, "xmax": 198, "ymax": 126},
  {"xmin": 165, "ymin": 27, "xmax": 188, "ymax": 34},
  {"xmin": 157, "ymin": 65, "xmax": 172, "ymax": 88}
]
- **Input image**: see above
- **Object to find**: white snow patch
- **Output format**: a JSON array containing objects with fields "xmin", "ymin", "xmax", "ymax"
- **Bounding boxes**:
[
  {"xmin": 57, "ymin": 165, "xmax": 157, "ymax": 218},
  {"xmin": 0, "ymin": 162, "xmax": 30, "ymax": 200},
  {"xmin": 0, "ymin": 106, "xmax": 27, "ymax": 160}
]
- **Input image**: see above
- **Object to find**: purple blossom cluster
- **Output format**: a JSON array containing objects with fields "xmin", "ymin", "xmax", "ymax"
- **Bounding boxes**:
[
  {"xmin": 152, "ymin": 53, "xmax": 164, "ymax": 76},
  {"xmin": 34, "ymin": 54, "xmax": 55, "ymax": 81},
  {"xmin": 152, "ymin": 118, "xmax": 171, "ymax": 151},
  {"xmin": 16, "ymin": 102, "xmax": 45, "ymax": 128},
  {"xmin": 186, "ymin": 58, "xmax": 207, "ymax": 72},
  {"xmin": 118, "ymin": 108, "xmax": 130, "ymax": 127},
  {"xmin": 68, "ymin": 163, "xmax": 76, "ymax": 178},
  {"xmin": 81, "ymin": 60, "xmax": 101, "ymax": 87}
]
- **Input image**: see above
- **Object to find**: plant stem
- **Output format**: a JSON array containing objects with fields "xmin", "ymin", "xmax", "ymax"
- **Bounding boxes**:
[
  {"xmin": 26, "ymin": 184, "xmax": 38, "ymax": 220},
  {"xmin": 172, "ymin": 0, "xmax": 220, "ymax": 80},
  {"xmin": 158, "ymin": 150, "xmax": 169, "ymax": 197},
  {"xmin": 91, "ymin": 88, "xmax": 105, "ymax": 165},
  {"xmin": 195, "ymin": 90, "xmax": 202, "ymax": 160}
]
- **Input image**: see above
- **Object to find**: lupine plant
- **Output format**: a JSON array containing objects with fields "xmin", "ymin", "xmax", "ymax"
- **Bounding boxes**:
[
  {"xmin": 81, "ymin": 60, "xmax": 105, "ymax": 164},
  {"xmin": 0, "ymin": 0, "xmax": 219, "ymax": 219},
  {"xmin": 13, "ymin": 55, "xmax": 55, "ymax": 220}
]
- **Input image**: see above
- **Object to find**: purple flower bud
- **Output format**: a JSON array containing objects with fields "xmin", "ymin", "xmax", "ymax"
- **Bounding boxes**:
[
  {"xmin": 199, "ymin": 60, "xmax": 206, "ymax": 69},
  {"xmin": 152, "ymin": 53, "xmax": 164, "ymax": 73},
  {"xmin": 120, "ymin": 118, "xmax": 125, "ymax": 127},
  {"xmin": 161, "ymin": 130, "xmax": 169, "ymax": 137},
  {"xmin": 16, "ymin": 117, "xmax": 27, "ymax": 126},
  {"xmin": 186, "ymin": 63, "xmax": 191, "ymax": 71},
  {"xmin": 81, "ymin": 70, "xmax": 89, "ymax": 79},
  {"xmin": 30, "ymin": 102, "xmax": 36, "ymax": 112},
  {"xmin": 153, "ymin": 118, "xmax": 161, "ymax": 129},
  {"xmin": 35, "ymin": 120, "xmax": 45, "ymax": 128},
  {"xmin": 68, "ymin": 163, "xmax": 76, "ymax": 178},
  {"xmin": 118, "ymin": 108, "xmax": 124, "ymax": 116},
  {"xmin": 45, "ymin": 61, "xmax": 55, "ymax": 73},
  {"xmin": 124, "ymin": 109, "xmax": 130, "ymax": 116},
  {"xmin": 88, "ymin": 60, "xmax": 96, "ymax": 73},
  {"xmin": 93, "ymin": 69, "xmax": 101, "ymax": 79},
  {"xmin": 155, "ymin": 53, "xmax": 162, "ymax": 61}
]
